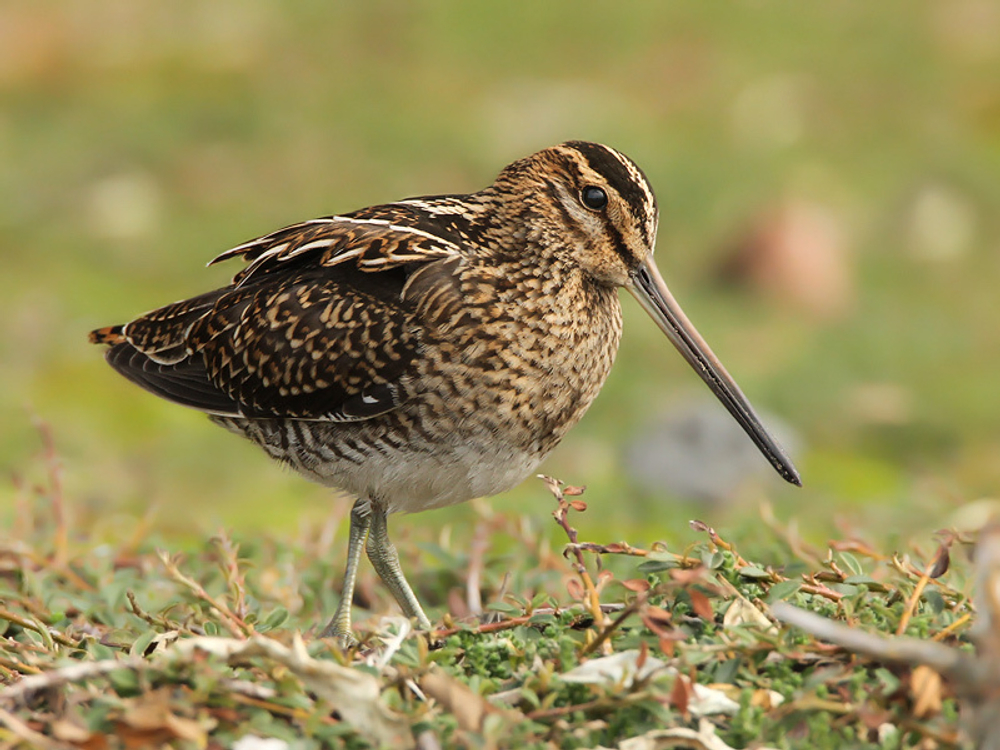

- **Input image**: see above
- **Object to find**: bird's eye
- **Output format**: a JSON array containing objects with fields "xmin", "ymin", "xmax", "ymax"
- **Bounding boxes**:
[{"xmin": 580, "ymin": 186, "xmax": 608, "ymax": 211}]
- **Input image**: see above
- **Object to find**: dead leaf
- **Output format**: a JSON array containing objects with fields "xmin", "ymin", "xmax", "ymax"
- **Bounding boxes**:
[
  {"xmin": 231, "ymin": 736, "xmax": 290, "ymax": 750},
  {"xmin": 928, "ymin": 544, "xmax": 950, "ymax": 579},
  {"xmin": 723, "ymin": 597, "xmax": 777, "ymax": 633},
  {"xmin": 566, "ymin": 578, "xmax": 584, "ymax": 600},
  {"xmin": 688, "ymin": 589, "xmax": 714, "ymax": 621},
  {"xmin": 636, "ymin": 640, "xmax": 649, "ymax": 671},
  {"xmin": 419, "ymin": 668, "xmax": 518, "ymax": 733},
  {"xmin": 689, "ymin": 683, "xmax": 741, "ymax": 718},
  {"xmin": 622, "ymin": 578, "xmax": 651, "ymax": 593},
  {"xmin": 51, "ymin": 716, "xmax": 93, "ymax": 743},
  {"xmin": 169, "ymin": 634, "xmax": 414, "ymax": 749},
  {"xmin": 911, "ymin": 665, "xmax": 943, "ymax": 719},
  {"xmin": 669, "ymin": 565, "xmax": 708, "ymax": 585},
  {"xmin": 669, "ymin": 674, "xmax": 693, "ymax": 718},
  {"xmin": 749, "ymin": 688, "xmax": 785, "ymax": 710},
  {"xmin": 641, "ymin": 604, "xmax": 673, "ymax": 631},
  {"xmin": 614, "ymin": 718, "xmax": 779, "ymax": 750},
  {"xmin": 118, "ymin": 689, "xmax": 210, "ymax": 745},
  {"xmin": 559, "ymin": 650, "xmax": 667, "ymax": 688}
]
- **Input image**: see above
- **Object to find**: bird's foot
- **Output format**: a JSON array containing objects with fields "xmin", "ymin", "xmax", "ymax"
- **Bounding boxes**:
[{"xmin": 317, "ymin": 616, "xmax": 358, "ymax": 648}]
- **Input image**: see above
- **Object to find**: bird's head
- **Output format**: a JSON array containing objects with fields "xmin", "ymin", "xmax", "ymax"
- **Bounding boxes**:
[
  {"xmin": 497, "ymin": 141, "xmax": 801, "ymax": 487},
  {"xmin": 495, "ymin": 140, "xmax": 658, "ymax": 287}
]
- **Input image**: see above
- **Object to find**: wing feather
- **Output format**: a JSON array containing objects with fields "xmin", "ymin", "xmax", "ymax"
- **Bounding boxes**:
[{"xmin": 92, "ymin": 212, "xmax": 463, "ymax": 422}]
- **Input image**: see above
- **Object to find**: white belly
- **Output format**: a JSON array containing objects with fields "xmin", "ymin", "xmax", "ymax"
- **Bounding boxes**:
[{"xmin": 308, "ymin": 439, "xmax": 544, "ymax": 514}]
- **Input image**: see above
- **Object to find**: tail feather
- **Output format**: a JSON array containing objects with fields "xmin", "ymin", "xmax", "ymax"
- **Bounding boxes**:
[
  {"xmin": 103, "ymin": 342, "xmax": 242, "ymax": 416},
  {"xmin": 89, "ymin": 288, "xmax": 241, "ymax": 415},
  {"xmin": 89, "ymin": 325, "xmax": 126, "ymax": 345}
]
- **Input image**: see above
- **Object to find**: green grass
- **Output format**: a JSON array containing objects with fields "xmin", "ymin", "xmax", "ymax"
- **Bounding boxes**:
[{"xmin": 0, "ymin": 448, "xmax": 972, "ymax": 748}]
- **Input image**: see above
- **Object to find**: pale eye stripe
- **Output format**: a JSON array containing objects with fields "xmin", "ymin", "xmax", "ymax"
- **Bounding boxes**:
[{"xmin": 604, "ymin": 146, "xmax": 657, "ymax": 248}]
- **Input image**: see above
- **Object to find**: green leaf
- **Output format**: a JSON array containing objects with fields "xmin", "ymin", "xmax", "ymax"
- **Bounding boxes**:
[
  {"xmin": 922, "ymin": 588, "xmax": 945, "ymax": 614},
  {"xmin": 528, "ymin": 613, "xmax": 557, "ymax": 625},
  {"xmin": 519, "ymin": 686, "xmax": 541, "ymax": 709},
  {"xmin": 704, "ymin": 551, "xmax": 726, "ymax": 570},
  {"xmin": 530, "ymin": 592, "xmax": 551, "ymax": 609},
  {"xmin": 830, "ymin": 583, "xmax": 862, "ymax": 598},
  {"xmin": 875, "ymin": 667, "xmax": 901, "ymax": 694},
  {"xmin": 637, "ymin": 559, "xmax": 674, "ymax": 574},
  {"xmin": 766, "ymin": 580, "xmax": 803, "ymax": 603},
  {"xmin": 261, "ymin": 607, "xmax": 289, "ymax": 631},
  {"xmin": 129, "ymin": 629, "xmax": 157, "ymax": 657},
  {"xmin": 738, "ymin": 566, "xmax": 771, "ymax": 580},
  {"xmin": 844, "ymin": 575, "xmax": 885, "ymax": 591},
  {"xmin": 108, "ymin": 668, "xmax": 141, "ymax": 696},
  {"xmin": 836, "ymin": 552, "xmax": 864, "ymax": 577}
]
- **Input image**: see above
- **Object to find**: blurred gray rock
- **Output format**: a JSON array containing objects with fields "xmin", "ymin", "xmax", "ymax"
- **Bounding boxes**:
[{"xmin": 625, "ymin": 400, "xmax": 802, "ymax": 504}]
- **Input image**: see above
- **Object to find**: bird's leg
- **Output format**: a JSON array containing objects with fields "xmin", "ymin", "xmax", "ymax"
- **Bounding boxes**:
[
  {"xmin": 366, "ymin": 504, "xmax": 432, "ymax": 631},
  {"xmin": 318, "ymin": 500, "xmax": 372, "ymax": 642}
]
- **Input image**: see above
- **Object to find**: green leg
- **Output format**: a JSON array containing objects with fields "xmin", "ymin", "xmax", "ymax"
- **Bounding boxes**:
[
  {"xmin": 318, "ymin": 500, "xmax": 372, "ymax": 642},
  {"xmin": 366, "ymin": 505, "xmax": 432, "ymax": 631}
]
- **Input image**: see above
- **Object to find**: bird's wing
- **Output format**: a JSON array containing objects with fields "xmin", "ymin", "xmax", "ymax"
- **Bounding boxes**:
[
  {"xmin": 92, "ymin": 216, "xmax": 463, "ymax": 421},
  {"xmin": 210, "ymin": 214, "xmax": 459, "ymax": 286}
]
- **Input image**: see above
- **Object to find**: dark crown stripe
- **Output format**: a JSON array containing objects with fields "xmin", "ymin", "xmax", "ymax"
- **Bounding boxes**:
[{"xmin": 564, "ymin": 141, "xmax": 655, "ymax": 245}]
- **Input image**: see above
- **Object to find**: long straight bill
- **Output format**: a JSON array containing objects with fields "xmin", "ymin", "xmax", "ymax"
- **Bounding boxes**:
[{"xmin": 627, "ymin": 259, "xmax": 801, "ymax": 486}]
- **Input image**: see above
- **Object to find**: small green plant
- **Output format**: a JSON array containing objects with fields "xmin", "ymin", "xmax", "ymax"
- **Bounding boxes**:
[{"xmin": 0, "ymin": 452, "xmax": 975, "ymax": 748}]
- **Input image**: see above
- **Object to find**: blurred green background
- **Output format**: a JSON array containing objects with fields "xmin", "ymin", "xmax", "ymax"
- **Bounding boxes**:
[{"xmin": 3, "ymin": 2, "xmax": 999, "ymax": 547}]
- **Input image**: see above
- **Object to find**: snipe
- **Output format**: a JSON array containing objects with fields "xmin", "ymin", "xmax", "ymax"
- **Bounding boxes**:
[{"xmin": 91, "ymin": 141, "xmax": 800, "ymax": 641}]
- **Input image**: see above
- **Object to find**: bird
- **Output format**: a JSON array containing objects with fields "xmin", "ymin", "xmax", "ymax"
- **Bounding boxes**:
[{"xmin": 90, "ymin": 141, "xmax": 800, "ymax": 642}]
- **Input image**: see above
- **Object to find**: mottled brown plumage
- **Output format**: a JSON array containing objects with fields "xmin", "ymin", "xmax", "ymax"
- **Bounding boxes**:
[{"xmin": 91, "ymin": 141, "xmax": 799, "ymax": 641}]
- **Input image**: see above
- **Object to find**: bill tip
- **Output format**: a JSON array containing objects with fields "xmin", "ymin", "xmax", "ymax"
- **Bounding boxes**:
[{"xmin": 782, "ymin": 465, "xmax": 803, "ymax": 487}]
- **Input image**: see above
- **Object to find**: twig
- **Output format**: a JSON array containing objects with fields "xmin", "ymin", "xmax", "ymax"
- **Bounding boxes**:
[
  {"xmin": 0, "ymin": 607, "xmax": 77, "ymax": 650},
  {"xmin": 157, "ymin": 550, "xmax": 251, "ymax": 638},
  {"xmin": 539, "ymin": 475, "xmax": 612, "ymax": 651},
  {"xmin": 34, "ymin": 419, "xmax": 68, "ymax": 569},
  {"xmin": 690, "ymin": 520, "xmax": 751, "ymax": 569},
  {"xmin": 465, "ymin": 519, "xmax": 489, "ymax": 616},
  {"xmin": 0, "ymin": 705, "xmax": 75, "ymax": 750},
  {"xmin": 127, "ymin": 591, "xmax": 182, "ymax": 633},
  {"xmin": 212, "ymin": 532, "xmax": 248, "ymax": 621},
  {"xmin": 0, "ymin": 655, "xmax": 149, "ymax": 706},
  {"xmin": 771, "ymin": 601, "xmax": 973, "ymax": 680},
  {"xmin": 432, "ymin": 605, "xmax": 626, "ymax": 640},
  {"xmin": 227, "ymin": 691, "xmax": 340, "ymax": 726},
  {"xmin": 798, "ymin": 580, "xmax": 845, "ymax": 603},
  {"xmin": 897, "ymin": 567, "xmax": 933, "ymax": 636},
  {"xmin": 566, "ymin": 541, "xmax": 651, "ymax": 558},
  {"xmin": 0, "ymin": 634, "xmax": 414, "ymax": 749},
  {"xmin": 0, "ymin": 656, "xmax": 42, "ymax": 677},
  {"xmin": 932, "ymin": 612, "xmax": 971, "ymax": 642},
  {"xmin": 527, "ymin": 690, "xmax": 652, "ymax": 721},
  {"xmin": 580, "ymin": 596, "xmax": 645, "ymax": 657},
  {"xmin": 897, "ymin": 538, "xmax": 954, "ymax": 636}
]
